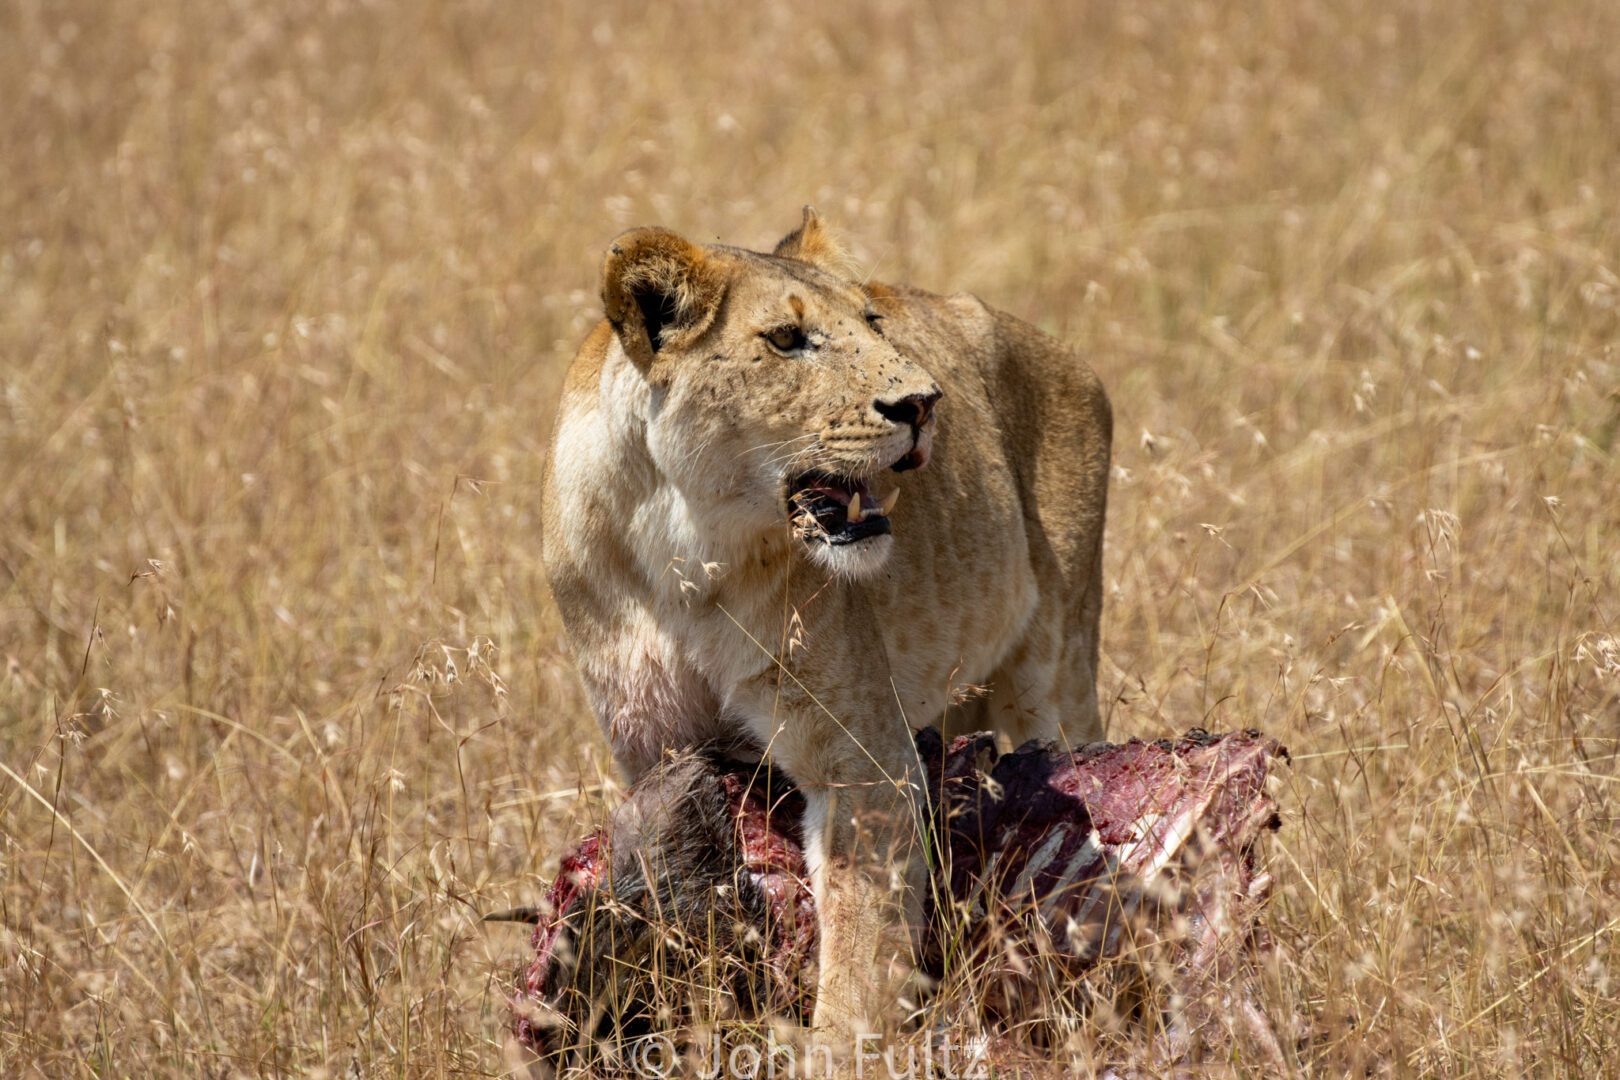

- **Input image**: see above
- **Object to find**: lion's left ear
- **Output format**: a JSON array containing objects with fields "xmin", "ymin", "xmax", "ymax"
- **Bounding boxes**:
[
  {"xmin": 601, "ymin": 227, "xmax": 727, "ymax": 371},
  {"xmin": 773, "ymin": 206, "xmax": 849, "ymax": 274}
]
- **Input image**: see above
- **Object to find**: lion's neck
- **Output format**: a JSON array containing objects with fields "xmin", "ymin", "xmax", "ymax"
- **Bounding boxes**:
[{"xmin": 591, "ymin": 346, "xmax": 796, "ymax": 608}]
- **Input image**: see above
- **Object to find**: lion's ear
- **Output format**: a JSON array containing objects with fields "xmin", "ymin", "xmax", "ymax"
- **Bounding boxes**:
[
  {"xmin": 773, "ymin": 206, "xmax": 849, "ymax": 274},
  {"xmin": 601, "ymin": 227, "xmax": 726, "ymax": 369}
]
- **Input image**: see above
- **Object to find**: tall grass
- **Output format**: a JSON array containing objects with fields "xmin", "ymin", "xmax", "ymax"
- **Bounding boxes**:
[{"xmin": 2, "ymin": 0, "xmax": 1617, "ymax": 1074}]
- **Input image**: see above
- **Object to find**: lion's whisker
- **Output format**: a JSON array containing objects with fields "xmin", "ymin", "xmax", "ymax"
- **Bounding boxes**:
[{"xmin": 741, "ymin": 433, "xmax": 818, "ymax": 463}]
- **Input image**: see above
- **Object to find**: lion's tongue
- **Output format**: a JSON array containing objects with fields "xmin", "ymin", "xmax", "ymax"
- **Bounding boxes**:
[{"xmin": 810, "ymin": 479, "xmax": 865, "ymax": 507}]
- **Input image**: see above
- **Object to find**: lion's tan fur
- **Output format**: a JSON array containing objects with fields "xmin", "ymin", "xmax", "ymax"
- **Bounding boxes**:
[{"xmin": 541, "ymin": 210, "xmax": 1112, "ymax": 1038}]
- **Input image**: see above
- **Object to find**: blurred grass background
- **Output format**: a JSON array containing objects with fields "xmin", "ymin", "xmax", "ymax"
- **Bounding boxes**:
[{"xmin": 2, "ymin": 0, "xmax": 1618, "ymax": 1074}]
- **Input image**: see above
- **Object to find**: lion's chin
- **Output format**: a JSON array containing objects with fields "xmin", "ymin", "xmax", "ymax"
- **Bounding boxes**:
[{"xmin": 803, "ymin": 532, "xmax": 894, "ymax": 580}]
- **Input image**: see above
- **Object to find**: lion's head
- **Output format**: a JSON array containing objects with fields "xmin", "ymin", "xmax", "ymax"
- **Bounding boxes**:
[{"xmin": 599, "ymin": 208, "xmax": 941, "ymax": 579}]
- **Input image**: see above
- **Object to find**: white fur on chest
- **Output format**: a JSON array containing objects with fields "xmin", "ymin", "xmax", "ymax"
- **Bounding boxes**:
[{"xmin": 550, "ymin": 351, "xmax": 785, "ymax": 770}]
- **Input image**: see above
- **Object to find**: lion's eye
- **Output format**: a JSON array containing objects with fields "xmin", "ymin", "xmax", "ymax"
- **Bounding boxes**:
[
  {"xmin": 764, "ymin": 325, "xmax": 807, "ymax": 353},
  {"xmin": 864, "ymin": 311, "xmax": 885, "ymax": 335}
]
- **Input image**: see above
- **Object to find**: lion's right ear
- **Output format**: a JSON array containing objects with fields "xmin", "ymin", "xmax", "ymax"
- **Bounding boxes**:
[
  {"xmin": 601, "ymin": 228, "xmax": 725, "ymax": 370},
  {"xmin": 773, "ymin": 205, "xmax": 850, "ymax": 275}
]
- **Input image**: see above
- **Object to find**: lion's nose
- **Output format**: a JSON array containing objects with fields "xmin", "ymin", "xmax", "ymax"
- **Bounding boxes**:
[{"xmin": 874, "ymin": 388, "xmax": 941, "ymax": 429}]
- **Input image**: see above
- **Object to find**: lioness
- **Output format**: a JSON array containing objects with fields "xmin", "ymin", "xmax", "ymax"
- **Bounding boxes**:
[{"xmin": 541, "ymin": 209, "xmax": 1111, "ymax": 1040}]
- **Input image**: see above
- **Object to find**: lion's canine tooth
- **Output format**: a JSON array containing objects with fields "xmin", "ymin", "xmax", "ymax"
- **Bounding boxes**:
[
  {"xmin": 879, "ymin": 488, "xmax": 900, "ymax": 515},
  {"xmin": 847, "ymin": 493, "xmax": 861, "ymax": 522}
]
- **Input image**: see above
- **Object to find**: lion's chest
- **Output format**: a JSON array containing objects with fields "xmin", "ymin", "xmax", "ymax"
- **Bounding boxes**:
[
  {"xmin": 584, "ymin": 608, "xmax": 734, "ymax": 777},
  {"xmin": 585, "ymin": 557, "xmax": 792, "ymax": 773}
]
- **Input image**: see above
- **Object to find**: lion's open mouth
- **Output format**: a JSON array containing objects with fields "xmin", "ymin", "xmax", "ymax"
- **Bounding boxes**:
[{"xmin": 787, "ymin": 471, "xmax": 897, "ymax": 545}]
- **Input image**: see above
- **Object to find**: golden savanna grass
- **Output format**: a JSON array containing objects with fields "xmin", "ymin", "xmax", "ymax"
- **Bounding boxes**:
[{"xmin": 3, "ymin": 0, "xmax": 1618, "ymax": 1074}]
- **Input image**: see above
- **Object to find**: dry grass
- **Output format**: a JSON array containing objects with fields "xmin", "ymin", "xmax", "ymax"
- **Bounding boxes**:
[{"xmin": 3, "ymin": 0, "xmax": 1619, "ymax": 1074}]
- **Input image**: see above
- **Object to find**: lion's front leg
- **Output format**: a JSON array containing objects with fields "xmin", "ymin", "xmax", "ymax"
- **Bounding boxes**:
[
  {"xmin": 728, "ymin": 655, "xmax": 929, "ymax": 1043},
  {"xmin": 799, "ymin": 768, "xmax": 928, "ymax": 1037}
]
